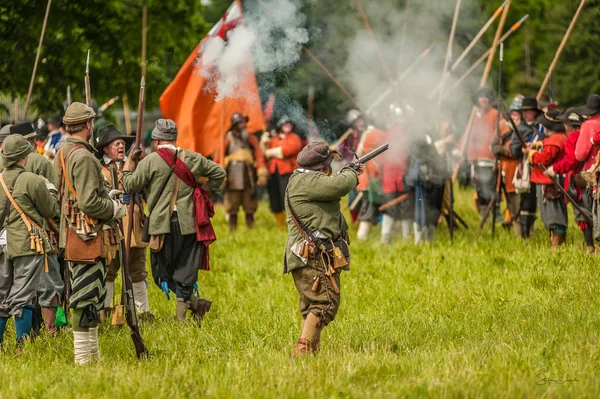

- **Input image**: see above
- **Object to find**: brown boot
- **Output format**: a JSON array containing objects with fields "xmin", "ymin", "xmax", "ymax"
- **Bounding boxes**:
[
  {"xmin": 175, "ymin": 298, "xmax": 189, "ymax": 321},
  {"xmin": 291, "ymin": 313, "xmax": 323, "ymax": 358},
  {"xmin": 41, "ymin": 307, "xmax": 57, "ymax": 336},
  {"xmin": 587, "ymin": 246, "xmax": 595, "ymax": 254},
  {"xmin": 245, "ymin": 213, "xmax": 255, "ymax": 229},
  {"xmin": 228, "ymin": 214, "xmax": 238, "ymax": 232},
  {"xmin": 189, "ymin": 297, "xmax": 211, "ymax": 322},
  {"xmin": 274, "ymin": 212, "xmax": 286, "ymax": 230}
]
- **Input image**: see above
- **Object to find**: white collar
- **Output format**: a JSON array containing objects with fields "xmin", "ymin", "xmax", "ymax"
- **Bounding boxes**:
[
  {"xmin": 103, "ymin": 154, "xmax": 126, "ymax": 166},
  {"xmin": 297, "ymin": 168, "xmax": 316, "ymax": 173},
  {"xmin": 157, "ymin": 144, "xmax": 179, "ymax": 151}
]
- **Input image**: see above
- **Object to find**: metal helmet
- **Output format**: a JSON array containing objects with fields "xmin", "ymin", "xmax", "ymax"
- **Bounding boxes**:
[{"xmin": 346, "ymin": 109, "xmax": 363, "ymax": 126}]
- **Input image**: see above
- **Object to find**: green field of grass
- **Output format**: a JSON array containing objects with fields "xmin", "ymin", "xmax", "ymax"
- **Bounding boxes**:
[{"xmin": 0, "ymin": 188, "xmax": 599, "ymax": 398}]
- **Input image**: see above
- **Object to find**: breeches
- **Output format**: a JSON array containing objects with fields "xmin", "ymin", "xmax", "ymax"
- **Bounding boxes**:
[
  {"xmin": 150, "ymin": 213, "xmax": 203, "ymax": 300},
  {"xmin": 267, "ymin": 172, "xmax": 291, "ymax": 213},
  {"xmin": 224, "ymin": 188, "xmax": 258, "ymax": 215},
  {"xmin": 0, "ymin": 253, "xmax": 44, "ymax": 318},
  {"xmin": 292, "ymin": 262, "xmax": 341, "ymax": 326},
  {"xmin": 37, "ymin": 253, "xmax": 64, "ymax": 307},
  {"xmin": 106, "ymin": 247, "xmax": 148, "ymax": 283}
]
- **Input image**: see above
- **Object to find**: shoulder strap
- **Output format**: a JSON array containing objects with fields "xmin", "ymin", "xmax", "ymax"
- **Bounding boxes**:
[
  {"xmin": 58, "ymin": 143, "xmax": 87, "ymax": 199},
  {"xmin": 285, "ymin": 184, "xmax": 324, "ymax": 250},
  {"xmin": 0, "ymin": 172, "xmax": 42, "ymax": 232}
]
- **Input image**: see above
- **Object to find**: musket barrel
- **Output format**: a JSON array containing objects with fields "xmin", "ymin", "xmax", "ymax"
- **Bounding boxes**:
[{"xmin": 358, "ymin": 143, "xmax": 389, "ymax": 164}]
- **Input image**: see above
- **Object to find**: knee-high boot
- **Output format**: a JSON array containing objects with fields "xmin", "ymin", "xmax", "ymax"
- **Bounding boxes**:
[{"xmin": 15, "ymin": 306, "xmax": 34, "ymax": 345}]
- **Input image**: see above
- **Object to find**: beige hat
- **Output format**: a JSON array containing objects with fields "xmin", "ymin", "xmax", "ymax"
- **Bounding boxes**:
[
  {"xmin": 1, "ymin": 135, "xmax": 32, "ymax": 167},
  {"xmin": 63, "ymin": 102, "xmax": 96, "ymax": 125},
  {"xmin": 0, "ymin": 124, "xmax": 12, "ymax": 144}
]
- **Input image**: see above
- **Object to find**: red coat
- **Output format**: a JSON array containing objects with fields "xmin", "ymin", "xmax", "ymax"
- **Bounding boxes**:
[
  {"xmin": 467, "ymin": 108, "xmax": 498, "ymax": 161},
  {"xmin": 576, "ymin": 115, "xmax": 600, "ymax": 170},
  {"xmin": 356, "ymin": 127, "xmax": 386, "ymax": 191},
  {"xmin": 531, "ymin": 133, "xmax": 567, "ymax": 185},
  {"xmin": 381, "ymin": 126, "xmax": 409, "ymax": 194},
  {"xmin": 266, "ymin": 133, "xmax": 302, "ymax": 175},
  {"xmin": 553, "ymin": 130, "xmax": 582, "ymax": 175}
]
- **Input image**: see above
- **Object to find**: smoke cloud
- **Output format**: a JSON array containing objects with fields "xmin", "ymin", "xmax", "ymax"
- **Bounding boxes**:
[{"xmin": 199, "ymin": 0, "xmax": 308, "ymax": 102}]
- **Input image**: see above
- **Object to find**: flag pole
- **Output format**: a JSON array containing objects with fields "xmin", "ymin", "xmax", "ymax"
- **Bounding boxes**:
[
  {"xmin": 24, "ymin": 0, "xmax": 52, "ymax": 119},
  {"xmin": 537, "ymin": 0, "xmax": 586, "ymax": 102}
]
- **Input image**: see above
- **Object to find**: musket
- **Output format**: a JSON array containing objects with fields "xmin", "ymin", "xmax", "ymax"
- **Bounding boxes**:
[
  {"xmin": 111, "ymin": 165, "xmax": 148, "ymax": 359},
  {"xmin": 378, "ymin": 192, "xmax": 411, "ymax": 212},
  {"xmin": 348, "ymin": 144, "xmax": 389, "ymax": 170},
  {"xmin": 85, "ymin": 49, "xmax": 91, "ymax": 107},
  {"xmin": 491, "ymin": 43, "xmax": 505, "ymax": 236}
]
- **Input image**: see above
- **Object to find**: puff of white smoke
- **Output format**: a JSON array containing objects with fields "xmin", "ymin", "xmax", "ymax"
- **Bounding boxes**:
[{"xmin": 198, "ymin": 0, "xmax": 308, "ymax": 102}]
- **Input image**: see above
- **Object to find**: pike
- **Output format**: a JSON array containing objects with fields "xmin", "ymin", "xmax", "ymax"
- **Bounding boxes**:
[
  {"xmin": 378, "ymin": 192, "xmax": 411, "ymax": 212},
  {"xmin": 85, "ymin": 49, "xmax": 91, "ymax": 107},
  {"xmin": 451, "ymin": 0, "xmax": 509, "ymax": 71},
  {"xmin": 118, "ymin": 76, "xmax": 148, "ymax": 360},
  {"xmin": 66, "ymin": 85, "xmax": 72, "ymax": 108},
  {"xmin": 433, "ymin": 15, "xmax": 529, "ymax": 99},
  {"xmin": 99, "ymin": 96, "xmax": 120, "ymax": 113},
  {"xmin": 23, "ymin": 0, "xmax": 52, "ymax": 119},
  {"xmin": 498, "ymin": 98, "xmax": 593, "ymax": 225}
]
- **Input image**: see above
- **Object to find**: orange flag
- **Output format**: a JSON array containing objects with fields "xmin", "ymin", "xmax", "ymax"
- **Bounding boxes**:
[{"xmin": 159, "ymin": 0, "xmax": 265, "ymax": 161}]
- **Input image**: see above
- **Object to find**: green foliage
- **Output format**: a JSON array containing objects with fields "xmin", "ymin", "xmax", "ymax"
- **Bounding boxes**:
[{"xmin": 0, "ymin": 188, "xmax": 599, "ymax": 397}]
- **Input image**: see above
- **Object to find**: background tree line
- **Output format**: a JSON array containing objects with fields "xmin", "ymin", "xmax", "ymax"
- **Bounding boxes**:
[{"xmin": 1, "ymin": 0, "xmax": 598, "ymax": 135}]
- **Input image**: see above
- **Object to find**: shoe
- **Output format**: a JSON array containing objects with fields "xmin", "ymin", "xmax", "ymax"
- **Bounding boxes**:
[
  {"xmin": 139, "ymin": 312, "xmax": 156, "ymax": 322},
  {"xmin": 189, "ymin": 297, "xmax": 211, "ymax": 322}
]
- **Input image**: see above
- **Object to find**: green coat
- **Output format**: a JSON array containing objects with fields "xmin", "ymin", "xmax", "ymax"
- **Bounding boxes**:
[
  {"xmin": 26, "ymin": 151, "xmax": 59, "ymax": 187},
  {"xmin": 122, "ymin": 148, "xmax": 226, "ymax": 236},
  {"xmin": 0, "ymin": 165, "xmax": 60, "ymax": 258},
  {"xmin": 284, "ymin": 167, "xmax": 358, "ymax": 274},
  {"xmin": 53, "ymin": 137, "xmax": 114, "ymax": 248}
]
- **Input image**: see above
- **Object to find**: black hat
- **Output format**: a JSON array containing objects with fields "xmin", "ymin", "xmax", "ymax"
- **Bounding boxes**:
[
  {"xmin": 560, "ymin": 109, "xmax": 585, "ymax": 127},
  {"xmin": 520, "ymin": 97, "xmax": 542, "ymax": 113},
  {"xmin": 95, "ymin": 124, "xmax": 134, "ymax": 158},
  {"xmin": 230, "ymin": 112, "xmax": 249, "ymax": 130},
  {"xmin": 9, "ymin": 122, "xmax": 37, "ymax": 140},
  {"xmin": 296, "ymin": 140, "xmax": 339, "ymax": 171},
  {"xmin": 537, "ymin": 109, "xmax": 565, "ymax": 132},
  {"xmin": 580, "ymin": 94, "xmax": 600, "ymax": 116}
]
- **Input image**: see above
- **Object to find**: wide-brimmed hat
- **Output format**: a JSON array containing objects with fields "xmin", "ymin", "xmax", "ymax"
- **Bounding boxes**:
[
  {"xmin": 63, "ymin": 102, "xmax": 96, "ymax": 125},
  {"xmin": 1, "ymin": 135, "xmax": 32, "ymax": 167},
  {"xmin": 0, "ymin": 124, "xmax": 12, "ymax": 144},
  {"xmin": 296, "ymin": 140, "xmax": 339, "ymax": 171},
  {"xmin": 537, "ymin": 109, "xmax": 565, "ymax": 132},
  {"xmin": 151, "ymin": 119, "xmax": 178, "ymax": 141},
  {"xmin": 95, "ymin": 124, "xmax": 134, "ymax": 158},
  {"xmin": 560, "ymin": 109, "xmax": 585, "ymax": 127},
  {"xmin": 520, "ymin": 97, "xmax": 542, "ymax": 113},
  {"xmin": 230, "ymin": 112, "xmax": 249, "ymax": 130},
  {"xmin": 9, "ymin": 122, "xmax": 37, "ymax": 140},
  {"xmin": 580, "ymin": 94, "xmax": 600, "ymax": 116}
]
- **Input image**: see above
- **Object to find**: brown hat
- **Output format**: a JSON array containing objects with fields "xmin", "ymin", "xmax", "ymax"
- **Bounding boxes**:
[
  {"xmin": 1, "ymin": 135, "xmax": 32, "ymax": 167},
  {"xmin": 296, "ymin": 140, "xmax": 339, "ymax": 171},
  {"xmin": 63, "ymin": 102, "xmax": 96, "ymax": 125}
]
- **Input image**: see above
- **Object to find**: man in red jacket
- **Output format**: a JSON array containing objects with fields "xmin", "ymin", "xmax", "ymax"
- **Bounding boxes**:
[
  {"xmin": 260, "ymin": 115, "xmax": 303, "ymax": 229},
  {"xmin": 545, "ymin": 110, "xmax": 590, "ymax": 250},
  {"xmin": 575, "ymin": 94, "xmax": 600, "ymax": 171},
  {"xmin": 524, "ymin": 109, "xmax": 568, "ymax": 248}
]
